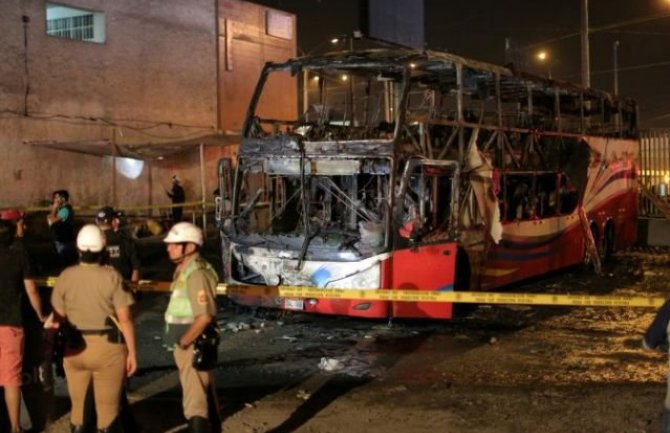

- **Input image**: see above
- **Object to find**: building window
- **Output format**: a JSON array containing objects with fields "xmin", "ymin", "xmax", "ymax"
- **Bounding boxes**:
[
  {"xmin": 46, "ymin": 3, "xmax": 106, "ymax": 43},
  {"xmin": 266, "ymin": 10, "xmax": 294, "ymax": 40}
]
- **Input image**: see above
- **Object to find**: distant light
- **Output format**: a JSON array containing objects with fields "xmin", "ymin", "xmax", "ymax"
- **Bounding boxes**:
[
  {"xmin": 331, "ymin": 38, "xmax": 339, "ymax": 44},
  {"xmin": 409, "ymin": 63, "xmax": 417, "ymax": 69},
  {"xmin": 157, "ymin": 156, "xmax": 164, "ymax": 160},
  {"xmin": 536, "ymin": 50, "xmax": 548, "ymax": 62},
  {"xmin": 113, "ymin": 157, "xmax": 144, "ymax": 179},
  {"xmin": 312, "ymin": 75, "xmax": 320, "ymax": 81},
  {"xmin": 341, "ymin": 74, "xmax": 348, "ymax": 81}
]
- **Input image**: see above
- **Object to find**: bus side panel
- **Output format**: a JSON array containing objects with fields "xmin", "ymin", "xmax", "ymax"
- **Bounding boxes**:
[
  {"xmin": 588, "ymin": 187, "xmax": 638, "ymax": 252},
  {"xmin": 229, "ymin": 294, "xmax": 391, "ymax": 319},
  {"xmin": 584, "ymin": 159, "xmax": 638, "ymax": 251},
  {"xmin": 583, "ymin": 138, "xmax": 638, "ymax": 250},
  {"xmin": 481, "ymin": 217, "xmax": 584, "ymax": 290},
  {"xmin": 302, "ymin": 297, "xmax": 390, "ymax": 318},
  {"xmin": 390, "ymin": 242, "xmax": 457, "ymax": 319}
]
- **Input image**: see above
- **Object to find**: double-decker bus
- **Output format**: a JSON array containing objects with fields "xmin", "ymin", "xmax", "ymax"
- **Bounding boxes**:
[{"xmin": 215, "ymin": 41, "xmax": 639, "ymax": 319}]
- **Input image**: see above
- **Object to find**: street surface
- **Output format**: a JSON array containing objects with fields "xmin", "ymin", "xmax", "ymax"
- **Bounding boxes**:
[{"xmin": 15, "ymin": 238, "xmax": 670, "ymax": 433}]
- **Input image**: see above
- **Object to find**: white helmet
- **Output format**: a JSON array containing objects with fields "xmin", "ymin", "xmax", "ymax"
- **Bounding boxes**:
[
  {"xmin": 163, "ymin": 222, "xmax": 203, "ymax": 246},
  {"xmin": 77, "ymin": 224, "xmax": 106, "ymax": 252}
]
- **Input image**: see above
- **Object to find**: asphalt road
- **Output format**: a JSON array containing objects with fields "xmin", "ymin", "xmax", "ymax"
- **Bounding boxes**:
[{"xmin": 3, "ymin": 237, "xmax": 669, "ymax": 433}]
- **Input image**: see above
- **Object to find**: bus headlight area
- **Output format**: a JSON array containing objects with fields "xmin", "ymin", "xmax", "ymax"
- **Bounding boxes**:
[{"xmin": 231, "ymin": 247, "xmax": 383, "ymax": 290}]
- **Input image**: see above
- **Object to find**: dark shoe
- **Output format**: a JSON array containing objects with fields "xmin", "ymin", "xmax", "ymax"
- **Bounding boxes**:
[
  {"xmin": 97, "ymin": 415, "xmax": 124, "ymax": 433},
  {"xmin": 188, "ymin": 416, "xmax": 211, "ymax": 433}
]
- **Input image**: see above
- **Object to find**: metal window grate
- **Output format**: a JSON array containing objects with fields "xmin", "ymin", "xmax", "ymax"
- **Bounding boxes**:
[{"xmin": 47, "ymin": 14, "xmax": 94, "ymax": 41}]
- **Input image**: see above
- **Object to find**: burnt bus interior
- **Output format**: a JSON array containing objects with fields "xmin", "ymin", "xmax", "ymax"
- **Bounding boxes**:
[
  {"xmin": 224, "ymin": 46, "xmax": 637, "ymax": 263},
  {"xmin": 499, "ymin": 172, "xmax": 580, "ymax": 222}
]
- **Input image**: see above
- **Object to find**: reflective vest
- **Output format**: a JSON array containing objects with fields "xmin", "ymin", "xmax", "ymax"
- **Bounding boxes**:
[{"xmin": 164, "ymin": 256, "xmax": 218, "ymax": 349}]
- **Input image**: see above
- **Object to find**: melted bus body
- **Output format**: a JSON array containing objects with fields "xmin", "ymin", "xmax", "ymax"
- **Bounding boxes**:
[{"xmin": 216, "ymin": 46, "xmax": 638, "ymax": 319}]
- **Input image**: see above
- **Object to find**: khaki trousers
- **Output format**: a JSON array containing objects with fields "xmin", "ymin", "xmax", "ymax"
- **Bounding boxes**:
[
  {"xmin": 63, "ymin": 335, "xmax": 126, "ymax": 428},
  {"xmin": 174, "ymin": 345, "xmax": 212, "ymax": 420}
]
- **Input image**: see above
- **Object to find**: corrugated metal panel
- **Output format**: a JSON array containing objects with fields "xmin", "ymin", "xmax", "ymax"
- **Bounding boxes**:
[{"xmin": 639, "ymin": 130, "xmax": 670, "ymax": 218}]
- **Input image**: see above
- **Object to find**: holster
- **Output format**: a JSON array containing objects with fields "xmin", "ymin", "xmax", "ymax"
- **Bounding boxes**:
[
  {"xmin": 57, "ymin": 322, "xmax": 86, "ymax": 353},
  {"xmin": 106, "ymin": 327, "xmax": 125, "ymax": 344},
  {"xmin": 104, "ymin": 317, "xmax": 125, "ymax": 344},
  {"xmin": 192, "ymin": 325, "xmax": 220, "ymax": 371}
]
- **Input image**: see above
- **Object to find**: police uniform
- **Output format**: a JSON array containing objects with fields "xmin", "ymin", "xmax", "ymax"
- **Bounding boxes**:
[
  {"xmin": 165, "ymin": 254, "xmax": 218, "ymax": 423},
  {"xmin": 51, "ymin": 263, "xmax": 134, "ymax": 430}
]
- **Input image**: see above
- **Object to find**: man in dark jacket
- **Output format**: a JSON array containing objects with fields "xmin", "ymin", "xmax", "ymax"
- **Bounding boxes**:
[
  {"xmin": 167, "ymin": 176, "xmax": 186, "ymax": 223},
  {"xmin": 95, "ymin": 207, "xmax": 141, "ymax": 283},
  {"xmin": 644, "ymin": 300, "xmax": 670, "ymax": 433}
]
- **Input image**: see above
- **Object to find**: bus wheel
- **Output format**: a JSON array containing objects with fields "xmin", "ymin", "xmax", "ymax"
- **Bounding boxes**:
[
  {"xmin": 602, "ymin": 223, "xmax": 615, "ymax": 265},
  {"xmin": 583, "ymin": 223, "xmax": 600, "ymax": 272},
  {"xmin": 453, "ymin": 250, "xmax": 475, "ymax": 318}
]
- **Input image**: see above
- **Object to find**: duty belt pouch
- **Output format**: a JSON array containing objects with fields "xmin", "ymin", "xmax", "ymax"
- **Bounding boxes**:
[
  {"xmin": 54, "ymin": 321, "xmax": 85, "ymax": 355},
  {"xmin": 192, "ymin": 324, "xmax": 220, "ymax": 371},
  {"xmin": 105, "ymin": 316, "xmax": 125, "ymax": 344}
]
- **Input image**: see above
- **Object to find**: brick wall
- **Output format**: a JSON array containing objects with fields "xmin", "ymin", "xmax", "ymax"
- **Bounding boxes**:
[{"xmin": 0, "ymin": 0, "xmax": 295, "ymax": 212}]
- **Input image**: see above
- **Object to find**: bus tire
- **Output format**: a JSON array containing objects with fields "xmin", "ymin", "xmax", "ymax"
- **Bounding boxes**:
[
  {"xmin": 453, "ymin": 250, "xmax": 476, "ymax": 317},
  {"xmin": 602, "ymin": 222, "xmax": 615, "ymax": 265},
  {"xmin": 582, "ymin": 223, "xmax": 600, "ymax": 272}
]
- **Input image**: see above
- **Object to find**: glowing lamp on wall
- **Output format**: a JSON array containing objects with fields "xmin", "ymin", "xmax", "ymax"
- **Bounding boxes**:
[{"xmin": 115, "ymin": 157, "xmax": 144, "ymax": 179}]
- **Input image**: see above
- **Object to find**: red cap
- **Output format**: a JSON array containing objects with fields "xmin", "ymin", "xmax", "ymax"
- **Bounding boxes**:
[{"xmin": 0, "ymin": 209, "xmax": 25, "ymax": 221}]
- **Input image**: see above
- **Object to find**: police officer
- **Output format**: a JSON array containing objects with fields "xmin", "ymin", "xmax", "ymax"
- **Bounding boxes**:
[
  {"xmin": 79, "ymin": 207, "xmax": 141, "ymax": 432},
  {"xmin": 163, "ymin": 222, "xmax": 218, "ymax": 433},
  {"xmin": 95, "ymin": 207, "xmax": 141, "ymax": 283},
  {"xmin": 50, "ymin": 224, "xmax": 137, "ymax": 433}
]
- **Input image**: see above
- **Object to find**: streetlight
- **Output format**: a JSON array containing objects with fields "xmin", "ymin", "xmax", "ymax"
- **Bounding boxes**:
[{"xmin": 536, "ymin": 50, "xmax": 553, "ymax": 78}]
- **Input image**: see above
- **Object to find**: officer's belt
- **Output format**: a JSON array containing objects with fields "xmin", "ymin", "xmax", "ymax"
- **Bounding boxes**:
[{"xmin": 80, "ymin": 329, "xmax": 113, "ymax": 335}]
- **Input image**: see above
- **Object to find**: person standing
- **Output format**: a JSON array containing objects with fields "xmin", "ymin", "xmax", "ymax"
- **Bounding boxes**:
[
  {"xmin": 95, "ymin": 207, "xmax": 141, "ymax": 284},
  {"xmin": 70, "ymin": 207, "xmax": 142, "ymax": 433},
  {"xmin": 1, "ymin": 209, "xmax": 49, "ymax": 432},
  {"xmin": 47, "ymin": 190, "xmax": 77, "ymax": 268},
  {"xmin": 50, "ymin": 224, "xmax": 137, "ymax": 433},
  {"xmin": 167, "ymin": 176, "xmax": 186, "ymax": 223},
  {"xmin": 163, "ymin": 222, "xmax": 218, "ymax": 433},
  {"xmin": 0, "ymin": 219, "xmax": 45, "ymax": 433},
  {"xmin": 110, "ymin": 210, "xmax": 125, "ymax": 234},
  {"xmin": 644, "ymin": 300, "xmax": 670, "ymax": 433},
  {"xmin": 0, "ymin": 209, "xmax": 27, "ymax": 240}
]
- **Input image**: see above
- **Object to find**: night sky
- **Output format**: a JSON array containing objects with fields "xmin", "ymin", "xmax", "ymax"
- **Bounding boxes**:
[{"xmin": 251, "ymin": 0, "xmax": 670, "ymax": 129}]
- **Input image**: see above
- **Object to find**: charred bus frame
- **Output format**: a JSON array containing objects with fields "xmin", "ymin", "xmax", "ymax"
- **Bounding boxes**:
[{"xmin": 215, "ymin": 46, "xmax": 639, "ymax": 319}]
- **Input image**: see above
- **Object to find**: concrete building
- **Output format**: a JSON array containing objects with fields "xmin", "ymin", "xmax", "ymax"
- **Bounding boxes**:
[{"xmin": 0, "ymin": 0, "xmax": 296, "ymax": 213}]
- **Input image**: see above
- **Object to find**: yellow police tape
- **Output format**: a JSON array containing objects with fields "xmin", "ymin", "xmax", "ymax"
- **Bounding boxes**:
[
  {"xmin": 38, "ymin": 277, "xmax": 666, "ymax": 309},
  {"xmin": 25, "ymin": 200, "xmax": 214, "ymax": 214}
]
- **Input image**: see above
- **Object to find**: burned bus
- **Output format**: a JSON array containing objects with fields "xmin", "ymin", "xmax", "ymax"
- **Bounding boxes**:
[{"xmin": 215, "ymin": 44, "xmax": 638, "ymax": 319}]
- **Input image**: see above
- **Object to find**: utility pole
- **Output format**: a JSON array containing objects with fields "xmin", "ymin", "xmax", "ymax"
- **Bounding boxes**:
[
  {"xmin": 613, "ymin": 40, "xmax": 620, "ymax": 95},
  {"xmin": 580, "ymin": 0, "xmax": 590, "ymax": 88},
  {"xmin": 613, "ymin": 40, "xmax": 620, "ymax": 132}
]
